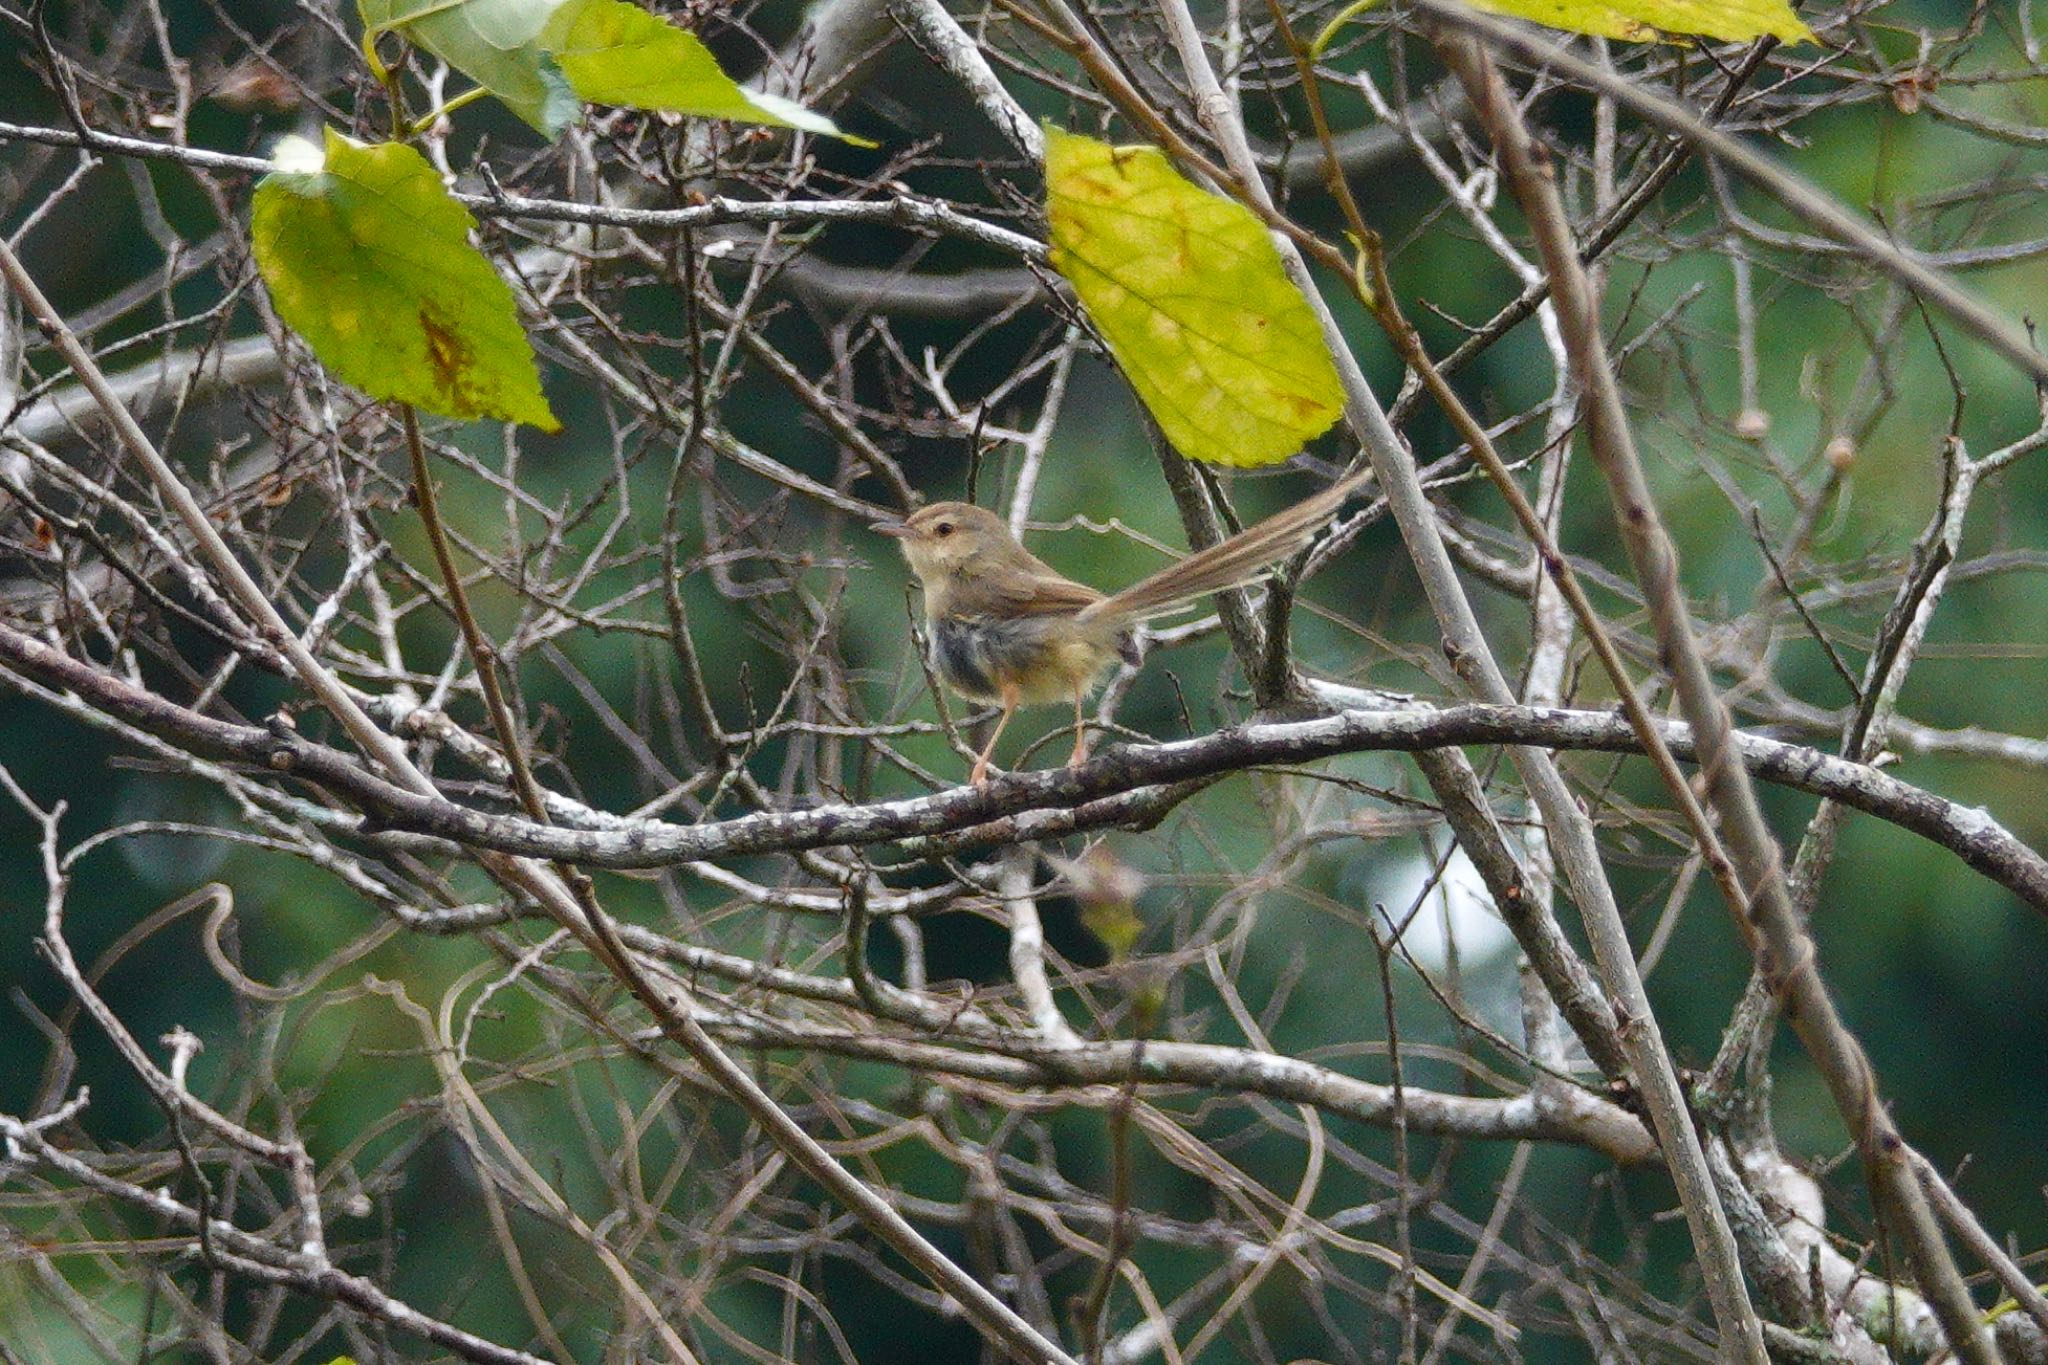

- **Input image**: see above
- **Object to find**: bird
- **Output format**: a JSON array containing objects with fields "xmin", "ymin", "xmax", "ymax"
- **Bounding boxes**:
[{"xmin": 874, "ymin": 474, "xmax": 1364, "ymax": 785}]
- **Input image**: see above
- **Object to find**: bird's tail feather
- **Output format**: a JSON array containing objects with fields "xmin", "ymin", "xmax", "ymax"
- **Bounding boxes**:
[{"xmin": 1078, "ymin": 472, "xmax": 1365, "ymax": 626}]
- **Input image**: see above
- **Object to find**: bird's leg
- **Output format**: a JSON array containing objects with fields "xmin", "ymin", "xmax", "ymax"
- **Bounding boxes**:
[
  {"xmin": 970, "ymin": 682, "xmax": 1019, "ymax": 787},
  {"xmin": 1068, "ymin": 685, "xmax": 1090, "ymax": 768}
]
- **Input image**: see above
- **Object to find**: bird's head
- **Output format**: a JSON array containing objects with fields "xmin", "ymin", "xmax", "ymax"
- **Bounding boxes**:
[{"xmin": 871, "ymin": 502, "xmax": 1022, "ymax": 583}]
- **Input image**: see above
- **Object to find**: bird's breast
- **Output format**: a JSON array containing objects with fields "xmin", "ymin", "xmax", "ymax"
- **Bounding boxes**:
[{"xmin": 928, "ymin": 614, "xmax": 1127, "ymax": 704}]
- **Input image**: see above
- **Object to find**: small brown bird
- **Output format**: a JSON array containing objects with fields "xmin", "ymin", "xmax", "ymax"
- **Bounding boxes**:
[{"xmin": 875, "ymin": 476, "xmax": 1362, "ymax": 784}]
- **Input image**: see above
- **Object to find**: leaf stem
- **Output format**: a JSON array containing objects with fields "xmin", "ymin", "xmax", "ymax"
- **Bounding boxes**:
[{"xmin": 406, "ymin": 84, "xmax": 493, "ymax": 136}]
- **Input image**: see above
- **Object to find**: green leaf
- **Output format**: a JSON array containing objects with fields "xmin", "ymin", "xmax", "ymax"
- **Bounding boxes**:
[
  {"xmin": 1044, "ymin": 127, "xmax": 1342, "ymax": 469},
  {"xmin": 251, "ymin": 129, "xmax": 559, "ymax": 431},
  {"xmin": 359, "ymin": 0, "xmax": 860, "ymax": 142},
  {"xmin": 540, "ymin": 0, "xmax": 863, "ymax": 141},
  {"xmin": 360, "ymin": 0, "xmax": 580, "ymax": 136}
]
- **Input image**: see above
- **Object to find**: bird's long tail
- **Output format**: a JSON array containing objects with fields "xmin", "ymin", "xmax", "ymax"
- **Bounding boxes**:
[{"xmin": 1078, "ymin": 471, "xmax": 1366, "ymax": 627}]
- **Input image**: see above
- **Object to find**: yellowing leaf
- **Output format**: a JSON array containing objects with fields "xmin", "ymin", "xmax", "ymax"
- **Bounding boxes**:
[
  {"xmin": 1314, "ymin": 0, "xmax": 1813, "ymax": 49},
  {"xmin": 1044, "ymin": 127, "xmax": 1342, "ymax": 469},
  {"xmin": 360, "ymin": 0, "xmax": 579, "ymax": 136},
  {"xmin": 252, "ymin": 130, "xmax": 559, "ymax": 431},
  {"xmin": 1469, "ymin": 0, "xmax": 1815, "ymax": 42},
  {"xmin": 540, "ymin": 0, "xmax": 862, "ymax": 141}
]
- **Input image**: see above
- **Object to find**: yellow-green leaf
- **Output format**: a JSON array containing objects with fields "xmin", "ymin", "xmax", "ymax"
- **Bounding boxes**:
[
  {"xmin": 252, "ymin": 129, "xmax": 559, "ymax": 430},
  {"xmin": 1314, "ymin": 0, "xmax": 1813, "ymax": 49},
  {"xmin": 1044, "ymin": 127, "xmax": 1342, "ymax": 469},
  {"xmin": 1470, "ymin": 0, "xmax": 1814, "ymax": 42},
  {"xmin": 540, "ymin": 0, "xmax": 863, "ymax": 142}
]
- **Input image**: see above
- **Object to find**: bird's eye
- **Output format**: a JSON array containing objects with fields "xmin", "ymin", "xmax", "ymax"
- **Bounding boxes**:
[{"xmin": 934, "ymin": 522, "xmax": 955, "ymax": 538}]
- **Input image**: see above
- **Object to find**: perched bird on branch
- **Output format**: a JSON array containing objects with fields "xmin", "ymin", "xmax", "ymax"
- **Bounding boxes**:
[{"xmin": 875, "ymin": 477, "xmax": 1361, "ymax": 784}]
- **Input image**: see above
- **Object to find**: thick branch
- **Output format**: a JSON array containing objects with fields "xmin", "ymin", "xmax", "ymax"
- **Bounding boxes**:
[{"xmin": 2, "ymin": 622, "xmax": 2038, "ymax": 913}]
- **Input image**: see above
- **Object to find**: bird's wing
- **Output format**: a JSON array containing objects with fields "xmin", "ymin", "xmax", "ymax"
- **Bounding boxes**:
[{"xmin": 973, "ymin": 570, "xmax": 1105, "ymax": 618}]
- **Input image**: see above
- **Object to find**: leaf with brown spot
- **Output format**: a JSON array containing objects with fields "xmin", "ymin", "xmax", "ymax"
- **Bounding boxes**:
[{"xmin": 251, "ymin": 129, "xmax": 559, "ymax": 430}]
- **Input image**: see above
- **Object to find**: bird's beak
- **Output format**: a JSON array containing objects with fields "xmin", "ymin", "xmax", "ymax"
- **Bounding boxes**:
[{"xmin": 870, "ymin": 519, "xmax": 912, "ymax": 539}]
